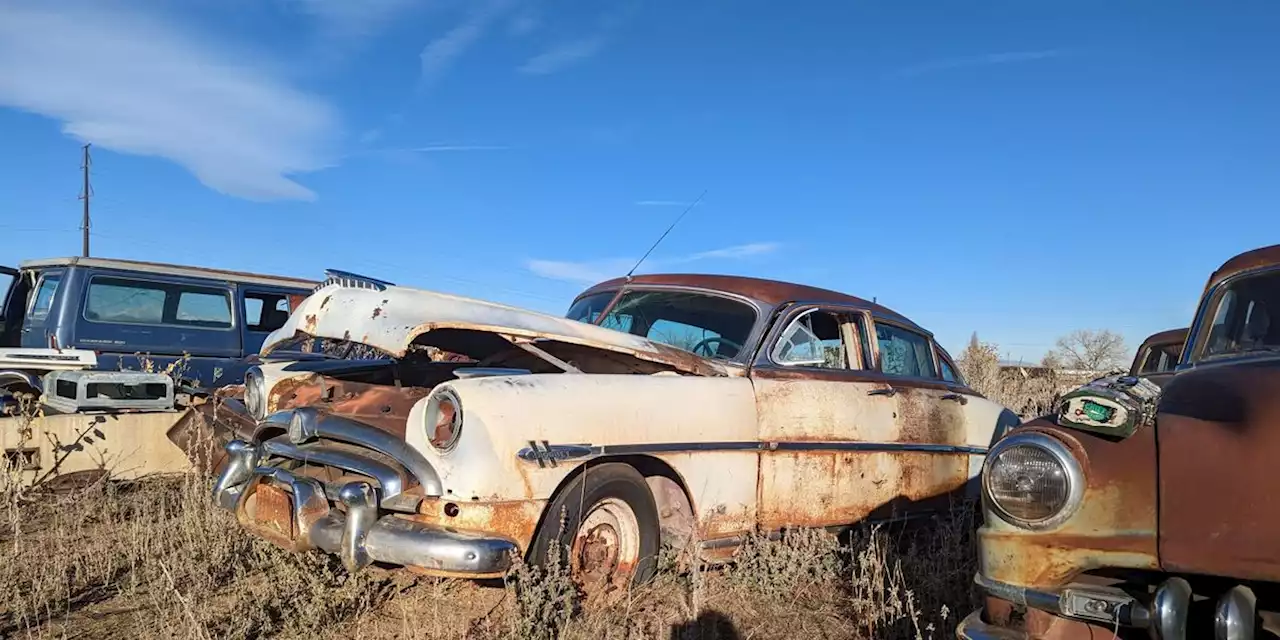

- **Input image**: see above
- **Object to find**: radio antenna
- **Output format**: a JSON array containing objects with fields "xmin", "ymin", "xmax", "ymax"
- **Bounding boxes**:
[{"xmin": 625, "ymin": 189, "xmax": 707, "ymax": 281}]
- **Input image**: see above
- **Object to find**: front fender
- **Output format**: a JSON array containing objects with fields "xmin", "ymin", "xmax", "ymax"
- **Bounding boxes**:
[{"xmin": 407, "ymin": 373, "xmax": 759, "ymax": 501}]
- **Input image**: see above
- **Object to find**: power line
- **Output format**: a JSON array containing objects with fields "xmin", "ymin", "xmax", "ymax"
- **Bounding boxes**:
[{"xmin": 79, "ymin": 144, "xmax": 92, "ymax": 257}]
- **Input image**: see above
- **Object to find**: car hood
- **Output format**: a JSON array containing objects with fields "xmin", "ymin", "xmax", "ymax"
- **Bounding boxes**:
[{"xmin": 261, "ymin": 282, "xmax": 730, "ymax": 377}]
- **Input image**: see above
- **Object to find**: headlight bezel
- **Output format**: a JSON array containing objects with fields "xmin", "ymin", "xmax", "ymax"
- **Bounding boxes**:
[
  {"xmin": 423, "ymin": 387, "xmax": 463, "ymax": 453},
  {"xmin": 983, "ymin": 431, "xmax": 1085, "ymax": 531},
  {"xmin": 244, "ymin": 366, "xmax": 266, "ymax": 420}
]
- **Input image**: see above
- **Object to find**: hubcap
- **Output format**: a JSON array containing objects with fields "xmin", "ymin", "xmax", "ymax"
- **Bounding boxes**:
[{"xmin": 570, "ymin": 498, "xmax": 640, "ymax": 594}]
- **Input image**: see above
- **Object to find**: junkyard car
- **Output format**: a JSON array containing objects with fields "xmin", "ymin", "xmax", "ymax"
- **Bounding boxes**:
[
  {"xmin": 1128, "ymin": 327, "xmax": 1187, "ymax": 388},
  {"xmin": 210, "ymin": 270, "xmax": 1019, "ymax": 592},
  {"xmin": 958, "ymin": 243, "xmax": 1280, "ymax": 639}
]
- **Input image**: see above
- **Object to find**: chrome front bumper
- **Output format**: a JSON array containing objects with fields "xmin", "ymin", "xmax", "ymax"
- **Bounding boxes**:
[
  {"xmin": 955, "ymin": 610, "xmax": 1028, "ymax": 639},
  {"xmin": 214, "ymin": 429, "xmax": 516, "ymax": 577}
]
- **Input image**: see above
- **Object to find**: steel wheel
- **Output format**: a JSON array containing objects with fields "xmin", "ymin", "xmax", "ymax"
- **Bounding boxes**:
[{"xmin": 570, "ymin": 497, "xmax": 641, "ymax": 591}]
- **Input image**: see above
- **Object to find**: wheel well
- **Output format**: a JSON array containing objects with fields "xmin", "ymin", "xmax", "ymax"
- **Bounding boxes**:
[{"xmin": 536, "ymin": 455, "xmax": 697, "ymax": 550}]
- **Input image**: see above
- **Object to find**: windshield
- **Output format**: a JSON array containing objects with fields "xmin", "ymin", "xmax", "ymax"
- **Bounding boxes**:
[
  {"xmin": 566, "ymin": 289, "xmax": 757, "ymax": 360},
  {"xmin": 1201, "ymin": 270, "xmax": 1280, "ymax": 360}
]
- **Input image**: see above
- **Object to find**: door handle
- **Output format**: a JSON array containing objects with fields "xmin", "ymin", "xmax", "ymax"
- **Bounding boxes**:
[
  {"xmin": 942, "ymin": 393, "xmax": 969, "ymax": 405},
  {"xmin": 867, "ymin": 387, "xmax": 898, "ymax": 397}
]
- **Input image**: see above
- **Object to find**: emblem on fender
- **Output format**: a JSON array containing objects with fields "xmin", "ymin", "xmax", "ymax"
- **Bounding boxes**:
[{"xmin": 516, "ymin": 441, "xmax": 595, "ymax": 468}]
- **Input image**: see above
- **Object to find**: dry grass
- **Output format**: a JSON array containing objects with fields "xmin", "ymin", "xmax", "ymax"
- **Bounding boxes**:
[{"xmin": 0, "ymin": 451, "xmax": 980, "ymax": 640}]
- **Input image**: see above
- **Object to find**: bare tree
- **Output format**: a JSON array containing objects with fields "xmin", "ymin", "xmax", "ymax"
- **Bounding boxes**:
[
  {"xmin": 957, "ymin": 332, "xmax": 1001, "ymax": 398},
  {"xmin": 1045, "ymin": 329, "xmax": 1127, "ymax": 372}
]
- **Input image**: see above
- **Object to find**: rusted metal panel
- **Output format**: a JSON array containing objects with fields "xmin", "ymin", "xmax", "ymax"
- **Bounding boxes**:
[
  {"xmin": 1156, "ymin": 359, "xmax": 1280, "ymax": 582},
  {"xmin": 267, "ymin": 374, "xmax": 431, "ymax": 439},
  {"xmin": 977, "ymin": 421, "xmax": 1159, "ymax": 588},
  {"xmin": 414, "ymin": 498, "xmax": 546, "ymax": 553},
  {"xmin": 260, "ymin": 284, "xmax": 730, "ymax": 376},
  {"xmin": 1203, "ymin": 242, "xmax": 1280, "ymax": 292},
  {"xmin": 403, "ymin": 374, "xmax": 761, "ymax": 541}
]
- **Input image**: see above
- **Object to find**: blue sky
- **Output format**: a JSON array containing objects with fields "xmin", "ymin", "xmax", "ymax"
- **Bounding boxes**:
[{"xmin": 1, "ymin": 0, "xmax": 1277, "ymax": 362}]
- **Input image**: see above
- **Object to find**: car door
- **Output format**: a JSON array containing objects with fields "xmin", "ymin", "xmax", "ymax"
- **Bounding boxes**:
[
  {"xmin": 751, "ymin": 304, "xmax": 901, "ymax": 530},
  {"xmin": 0, "ymin": 266, "xmax": 21, "ymax": 347},
  {"xmin": 19, "ymin": 269, "xmax": 64, "ymax": 348}
]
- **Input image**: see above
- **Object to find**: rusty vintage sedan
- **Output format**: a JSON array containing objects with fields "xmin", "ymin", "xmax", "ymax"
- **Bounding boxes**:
[
  {"xmin": 1128, "ymin": 327, "xmax": 1188, "ymax": 388},
  {"xmin": 209, "ymin": 270, "xmax": 1018, "ymax": 593},
  {"xmin": 958, "ymin": 243, "xmax": 1280, "ymax": 640}
]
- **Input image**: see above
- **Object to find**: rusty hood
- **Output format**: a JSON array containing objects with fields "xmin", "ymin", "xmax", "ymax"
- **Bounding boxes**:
[{"xmin": 261, "ymin": 282, "xmax": 729, "ymax": 376}]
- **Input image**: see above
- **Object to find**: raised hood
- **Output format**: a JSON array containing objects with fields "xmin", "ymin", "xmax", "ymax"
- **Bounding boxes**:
[{"xmin": 261, "ymin": 282, "xmax": 730, "ymax": 377}]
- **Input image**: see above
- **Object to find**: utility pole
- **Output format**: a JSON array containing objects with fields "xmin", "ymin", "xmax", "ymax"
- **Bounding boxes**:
[{"xmin": 79, "ymin": 144, "xmax": 91, "ymax": 257}]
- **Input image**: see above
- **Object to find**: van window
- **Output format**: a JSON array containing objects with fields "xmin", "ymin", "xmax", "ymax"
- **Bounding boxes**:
[
  {"xmin": 244, "ymin": 292, "xmax": 292, "ymax": 332},
  {"xmin": 85, "ymin": 276, "xmax": 233, "ymax": 329},
  {"xmin": 29, "ymin": 274, "xmax": 62, "ymax": 320}
]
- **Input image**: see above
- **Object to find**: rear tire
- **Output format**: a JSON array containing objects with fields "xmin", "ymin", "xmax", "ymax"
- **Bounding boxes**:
[{"xmin": 528, "ymin": 463, "xmax": 661, "ymax": 597}]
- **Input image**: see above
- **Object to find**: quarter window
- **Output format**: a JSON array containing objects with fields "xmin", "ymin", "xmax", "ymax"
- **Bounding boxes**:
[
  {"xmin": 85, "ymin": 276, "xmax": 233, "ymax": 329},
  {"xmin": 940, "ymin": 357, "xmax": 960, "ymax": 383},
  {"xmin": 772, "ymin": 309, "xmax": 855, "ymax": 369},
  {"xmin": 29, "ymin": 274, "xmax": 62, "ymax": 319},
  {"xmin": 875, "ymin": 322, "xmax": 937, "ymax": 378}
]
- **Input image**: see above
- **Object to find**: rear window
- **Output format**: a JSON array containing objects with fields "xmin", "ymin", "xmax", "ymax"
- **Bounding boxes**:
[
  {"xmin": 875, "ymin": 322, "xmax": 938, "ymax": 378},
  {"xmin": 85, "ymin": 276, "xmax": 233, "ymax": 329}
]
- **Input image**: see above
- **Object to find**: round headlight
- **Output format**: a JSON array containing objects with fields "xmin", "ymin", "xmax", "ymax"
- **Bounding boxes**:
[
  {"xmin": 984, "ymin": 432, "xmax": 1083, "ymax": 529},
  {"xmin": 425, "ymin": 388, "xmax": 462, "ymax": 452},
  {"xmin": 244, "ymin": 366, "xmax": 265, "ymax": 419}
]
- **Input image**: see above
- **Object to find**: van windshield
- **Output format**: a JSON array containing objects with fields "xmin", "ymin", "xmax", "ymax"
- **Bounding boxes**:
[
  {"xmin": 1202, "ymin": 270, "xmax": 1280, "ymax": 360},
  {"xmin": 566, "ymin": 289, "xmax": 757, "ymax": 360}
]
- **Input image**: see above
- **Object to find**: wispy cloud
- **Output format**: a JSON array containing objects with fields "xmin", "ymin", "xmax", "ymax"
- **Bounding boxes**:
[
  {"xmin": 0, "ymin": 3, "xmax": 338, "ymax": 201},
  {"xmin": 412, "ymin": 144, "xmax": 509, "ymax": 152},
  {"xmin": 527, "ymin": 242, "xmax": 781, "ymax": 284},
  {"xmin": 420, "ymin": 0, "xmax": 515, "ymax": 82},
  {"xmin": 893, "ymin": 49, "xmax": 1066, "ymax": 78},
  {"xmin": 634, "ymin": 200, "xmax": 698, "ymax": 207},
  {"xmin": 518, "ymin": 36, "xmax": 607, "ymax": 75},
  {"xmin": 290, "ymin": 0, "xmax": 428, "ymax": 40},
  {"xmin": 507, "ymin": 9, "xmax": 540, "ymax": 36}
]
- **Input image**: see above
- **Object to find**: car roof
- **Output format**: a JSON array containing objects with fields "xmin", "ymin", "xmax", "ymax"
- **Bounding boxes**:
[
  {"xmin": 20, "ymin": 256, "xmax": 317, "ymax": 290},
  {"xmin": 1138, "ymin": 327, "xmax": 1188, "ymax": 351},
  {"xmin": 1206, "ymin": 244, "xmax": 1280, "ymax": 291},
  {"xmin": 578, "ymin": 273, "xmax": 925, "ymax": 333}
]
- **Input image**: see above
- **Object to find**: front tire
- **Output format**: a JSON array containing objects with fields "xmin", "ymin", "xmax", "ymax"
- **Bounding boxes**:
[{"xmin": 528, "ymin": 462, "xmax": 661, "ymax": 597}]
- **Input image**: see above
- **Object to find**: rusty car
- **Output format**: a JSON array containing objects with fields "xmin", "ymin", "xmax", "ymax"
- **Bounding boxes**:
[
  {"xmin": 207, "ymin": 269, "xmax": 1020, "ymax": 594},
  {"xmin": 1128, "ymin": 327, "xmax": 1188, "ymax": 388},
  {"xmin": 958, "ymin": 243, "xmax": 1280, "ymax": 639}
]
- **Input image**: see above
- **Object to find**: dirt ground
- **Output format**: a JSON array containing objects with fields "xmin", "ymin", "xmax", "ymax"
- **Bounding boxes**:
[{"xmin": 0, "ymin": 473, "xmax": 979, "ymax": 640}]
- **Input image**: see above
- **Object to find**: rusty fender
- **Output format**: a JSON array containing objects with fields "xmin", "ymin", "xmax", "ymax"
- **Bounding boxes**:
[
  {"xmin": 166, "ymin": 397, "xmax": 256, "ymax": 475},
  {"xmin": 406, "ymin": 373, "xmax": 760, "ymax": 542},
  {"xmin": 977, "ymin": 420, "xmax": 1159, "ymax": 588},
  {"xmin": 414, "ymin": 497, "xmax": 546, "ymax": 553}
]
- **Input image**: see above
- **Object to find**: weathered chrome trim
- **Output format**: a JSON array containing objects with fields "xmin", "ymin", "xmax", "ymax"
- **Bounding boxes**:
[
  {"xmin": 1215, "ymin": 584, "xmax": 1257, "ymax": 640},
  {"xmin": 955, "ymin": 610, "xmax": 1029, "ymax": 640},
  {"xmin": 973, "ymin": 573, "xmax": 1149, "ymax": 631},
  {"xmin": 452, "ymin": 367, "xmax": 531, "ymax": 379},
  {"xmin": 214, "ymin": 440, "xmax": 260, "ymax": 510},
  {"xmin": 263, "ymin": 409, "xmax": 442, "ymax": 497},
  {"xmin": 217, "ymin": 466, "xmax": 514, "ymax": 576},
  {"xmin": 982, "ymin": 431, "xmax": 1085, "ymax": 531},
  {"xmin": 1153, "ymin": 577, "xmax": 1192, "ymax": 640},
  {"xmin": 319, "ymin": 268, "xmax": 395, "ymax": 292},
  {"xmin": 261, "ymin": 439, "xmax": 406, "ymax": 499},
  {"xmin": 514, "ymin": 439, "xmax": 988, "ymax": 465}
]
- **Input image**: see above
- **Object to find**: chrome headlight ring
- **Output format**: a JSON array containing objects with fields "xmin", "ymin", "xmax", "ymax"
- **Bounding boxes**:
[
  {"xmin": 423, "ymin": 387, "xmax": 463, "ymax": 453},
  {"xmin": 983, "ymin": 431, "xmax": 1085, "ymax": 531},
  {"xmin": 244, "ymin": 366, "xmax": 266, "ymax": 420}
]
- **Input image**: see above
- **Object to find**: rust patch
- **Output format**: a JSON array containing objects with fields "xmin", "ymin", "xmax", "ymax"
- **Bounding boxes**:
[
  {"xmin": 320, "ymin": 294, "xmax": 332, "ymax": 309},
  {"xmin": 414, "ymin": 498, "xmax": 544, "ymax": 552},
  {"xmin": 303, "ymin": 313, "xmax": 319, "ymax": 334},
  {"xmin": 372, "ymin": 307, "xmax": 382, "ymax": 320},
  {"xmin": 977, "ymin": 421, "xmax": 1159, "ymax": 588},
  {"xmin": 239, "ymin": 482, "xmax": 297, "ymax": 551}
]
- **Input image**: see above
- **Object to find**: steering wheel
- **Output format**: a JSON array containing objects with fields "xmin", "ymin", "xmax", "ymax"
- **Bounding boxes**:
[{"xmin": 691, "ymin": 336, "xmax": 742, "ymax": 358}]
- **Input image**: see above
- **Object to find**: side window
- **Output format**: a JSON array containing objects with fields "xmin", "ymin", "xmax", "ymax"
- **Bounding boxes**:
[
  {"xmin": 85, "ymin": 276, "xmax": 232, "ymax": 329},
  {"xmin": 940, "ymin": 357, "xmax": 960, "ymax": 384},
  {"xmin": 28, "ymin": 273, "xmax": 62, "ymax": 320},
  {"xmin": 244, "ymin": 292, "xmax": 292, "ymax": 332},
  {"xmin": 875, "ymin": 322, "xmax": 938, "ymax": 378},
  {"xmin": 772, "ymin": 309, "xmax": 856, "ymax": 369}
]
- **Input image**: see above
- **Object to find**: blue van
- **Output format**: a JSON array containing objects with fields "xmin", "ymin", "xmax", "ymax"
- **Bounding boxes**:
[{"xmin": 0, "ymin": 257, "xmax": 316, "ymax": 395}]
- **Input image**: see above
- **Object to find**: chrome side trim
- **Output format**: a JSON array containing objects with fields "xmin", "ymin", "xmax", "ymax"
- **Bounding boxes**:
[
  {"xmin": 261, "ymin": 439, "xmax": 407, "ymax": 499},
  {"xmin": 266, "ymin": 409, "xmax": 442, "ymax": 497},
  {"xmin": 515, "ymin": 440, "xmax": 988, "ymax": 465},
  {"xmin": 955, "ymin": 610, "xmax": 1029, "ymax": 640}
]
